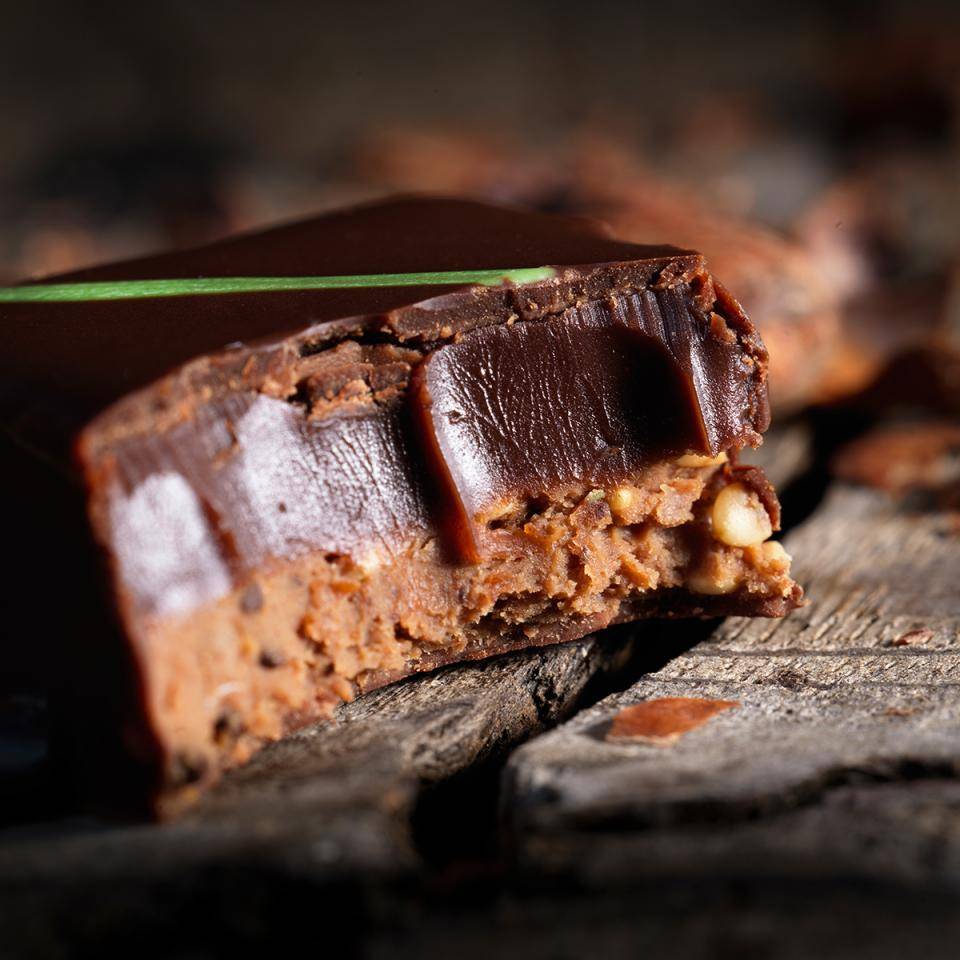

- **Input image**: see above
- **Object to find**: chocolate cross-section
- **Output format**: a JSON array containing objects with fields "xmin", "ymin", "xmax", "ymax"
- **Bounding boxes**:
[{"xmin": 1, "ymin": 197, "xmax": 801, "ymax": 815}]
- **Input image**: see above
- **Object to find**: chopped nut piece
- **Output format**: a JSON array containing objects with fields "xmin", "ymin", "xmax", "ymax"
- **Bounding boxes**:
[
  {"xmin": 676, "ymin": 451, "xmax": 729, "ymax": 468},
  {"xmin": 746, "ymin": 539, "xmax": 792, "ymax": 574},
  {"xmin": 688, "ymin": 555, "xmax": 739, "ymax": 595},
  {"xmin": 688, "ymin": 569, "xmax": 738, "ymax": 595},
  {"xmin": 759, "ymin": 540, "xmax": 790, "ymax": 565},
  {"xmin": 712, "ymin": 482, "xmax": 773, "ymax": 547},
  {"xmin": 484, "ymin": 497, "xmax": 523, "ymax": 524},
  {"xmin": 619, "ymin": 553, "xmax": 659, "ymax": 590},
  {"xmin": 607, "ymin": 485, "xmax": 634, "ymax": 516}
]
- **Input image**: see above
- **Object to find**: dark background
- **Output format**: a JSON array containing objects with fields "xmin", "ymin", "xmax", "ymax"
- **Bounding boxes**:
[{"xmin": 1, "ymin": 0, "xmax": 957, "ymax": 276}]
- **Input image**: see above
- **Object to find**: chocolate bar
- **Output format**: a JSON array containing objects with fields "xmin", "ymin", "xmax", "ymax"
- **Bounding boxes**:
[{"xmin": 2, "ymin": 197, "xmax": 801, "ymax": 813}]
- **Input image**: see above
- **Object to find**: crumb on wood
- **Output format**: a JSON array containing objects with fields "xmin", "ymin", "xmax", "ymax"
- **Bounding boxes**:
[
  {"xmin": 891, "ymin": 628, "xmax": 935, "ymax": 647},
  {"xmin": 605, "ymin": 696, "xmax": 739, "ymax": 746},
  {"xmin": 883, "ymin": 706, "xmax": 919, "ymax": 718}
]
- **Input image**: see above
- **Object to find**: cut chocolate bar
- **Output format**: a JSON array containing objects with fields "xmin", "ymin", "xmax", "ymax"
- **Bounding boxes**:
[{"xmin": 1, "ymin": 197, "xmax": 801, "ymax": 814}]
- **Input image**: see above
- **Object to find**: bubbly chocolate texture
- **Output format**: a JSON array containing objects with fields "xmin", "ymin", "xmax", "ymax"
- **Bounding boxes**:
[{"xmin": 1, "ymin": 197, "xmax": 794, "ymax": 813}]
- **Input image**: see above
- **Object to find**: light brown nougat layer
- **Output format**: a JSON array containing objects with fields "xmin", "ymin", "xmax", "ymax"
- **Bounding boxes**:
[{"xmin": 138, "ymin": 457, "xmax": 798, "ymax": 814}]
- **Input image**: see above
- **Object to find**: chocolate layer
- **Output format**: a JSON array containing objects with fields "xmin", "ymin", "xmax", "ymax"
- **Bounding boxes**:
[
  {"xmin": 1, "ymin": 196, "xmax": 726, "ymax": 681},
  {"xmin": 2, "ymin": 197, "xmax": 693, "ymax": 435},
  {"xmin": 5, "ymin": 199, "xmax": 766, "ymax": 623}
]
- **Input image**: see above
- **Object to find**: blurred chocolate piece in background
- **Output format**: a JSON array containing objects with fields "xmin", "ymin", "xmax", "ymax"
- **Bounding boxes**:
[
  {"xmin": 833, "ymin": 420, "xmax": 960, "ymax": 508},
  {"xmin": 345, "ymin": 130, "xmax": 848, "ymax": 414},
  {"xmin": 798, "ymin": 154, "xmax": 960, "ymax": 295},
  {"xmin": 350, "ymin": 128, "xmax": 567, "ymax": 208},
  {"xmin": 563, "ymin": 142, "xmax": 847, "ymax": 414}
]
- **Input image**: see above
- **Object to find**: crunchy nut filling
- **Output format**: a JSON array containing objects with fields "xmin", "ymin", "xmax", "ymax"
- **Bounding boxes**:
[
  {"xmin": 687, "ymin": 555, "xmax": 739, "ymax": 595},
  {"xmin": 606, "ymin": 485, "xmax": 635, "ymax": 518},
  {"xmin": 752, "ymin": 540, "xmax": 791, "ymax": 569},
  {"xmin": 711, "ymin": 482, "xmax": 774, "ymax": 547}
]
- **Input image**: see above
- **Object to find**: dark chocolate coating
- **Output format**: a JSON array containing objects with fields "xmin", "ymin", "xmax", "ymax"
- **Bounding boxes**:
[
  {"xmin": 107, "ymin": 395, "xmax": 431, "ymax": 618},
  {"xmin": 0, "ymin": 198, "xmax": 791, "ymax": 820},
  {"xmin": 1, "ymin": 197, "xmax": 687, "ymax": 432}
]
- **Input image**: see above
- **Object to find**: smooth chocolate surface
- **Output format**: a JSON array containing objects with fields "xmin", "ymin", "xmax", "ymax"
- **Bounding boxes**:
[
  {"xmin": 414, "ymin": 285, "xmax": 762, "ymax": 562},
  {"xmin": 2, "ymin": 197, "xmax": 689, "ymax": 438},
  {"xmin": 106, "ymin": 395, "xmax": 431, "ymax": 618},
  {"xmin": 56, "ymin": 201, "xmax": 767, "ymax": 620}
]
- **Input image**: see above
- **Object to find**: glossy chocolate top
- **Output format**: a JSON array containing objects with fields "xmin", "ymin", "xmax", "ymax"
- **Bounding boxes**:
[
  {"xmin": 413, "ymin": 284, "xmax": 763, "ymax": 561},
  {"xmin": 2, "ymin": 197, "xmax": 687, "ymax": 421}
]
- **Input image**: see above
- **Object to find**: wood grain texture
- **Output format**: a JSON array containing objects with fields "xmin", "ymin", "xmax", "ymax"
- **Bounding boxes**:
[
  {"xmin": 0, "ymin": 633, "xmax": 634, "ymax": 954},
  {"xmin": 505, "ymin": 486, "xmax": 960, "ymax": 888}
]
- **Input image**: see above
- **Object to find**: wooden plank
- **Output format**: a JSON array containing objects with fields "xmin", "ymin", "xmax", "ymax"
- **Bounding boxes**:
[
  {"xmin": 0, "ymin": 632, "xmax": 637, "ymax": 954},
  {"xmin": 505, "ymin": 486, "xmax": 960, "ymax": 889}
]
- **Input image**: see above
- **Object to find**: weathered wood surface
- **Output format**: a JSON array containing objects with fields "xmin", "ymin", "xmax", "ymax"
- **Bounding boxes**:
[
  {"xmin": 10, "ymin": 431, "xmax": 956, "ymax": 958},
  {"xmin": 505, "ymin": 485, "xmax": 960, "ymax": 891},
  {"xmin": 0, "ymin": 631, "xmax": 639, "ymax": 955}
]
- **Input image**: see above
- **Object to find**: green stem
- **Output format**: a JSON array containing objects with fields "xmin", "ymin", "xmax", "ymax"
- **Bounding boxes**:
[{"xmin": 0, "ymin": 267, "xmax": 557, "ymax": 303}]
